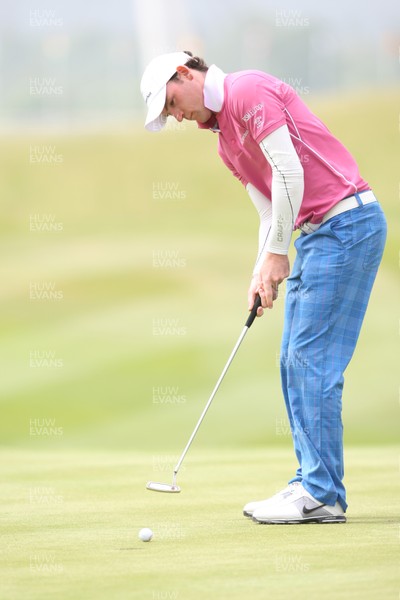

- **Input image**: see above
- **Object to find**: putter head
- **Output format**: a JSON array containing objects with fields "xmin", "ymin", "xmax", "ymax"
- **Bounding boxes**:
[{"xmin": 146, "ymin": 481, "xmax": 181, "ymax": 493}]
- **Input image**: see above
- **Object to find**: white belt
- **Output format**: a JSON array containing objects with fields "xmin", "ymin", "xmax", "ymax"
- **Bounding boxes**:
[{"xmin": 300, "ymin": 190, "xmax": 377, "ymax": 235}]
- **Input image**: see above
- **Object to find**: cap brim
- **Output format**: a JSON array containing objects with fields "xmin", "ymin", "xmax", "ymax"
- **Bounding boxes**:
[{"xmin": 145, "ymin": 86, "xmax": 168, "ymax": 132}]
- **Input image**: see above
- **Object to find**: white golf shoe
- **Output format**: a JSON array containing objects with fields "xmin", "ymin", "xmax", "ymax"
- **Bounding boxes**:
[
  {"xmin": 252, "ymin": 483, "xmax": 346, "ymax": 524},
  {"xmin": 243, "ymin": 481, "xmax": 301, "ymax": 517}
]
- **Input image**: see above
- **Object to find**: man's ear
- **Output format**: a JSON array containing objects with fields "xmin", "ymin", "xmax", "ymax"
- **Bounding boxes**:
[{"xmin": 176, "ymin": 65, "xmax": 193, "ymax": 80}]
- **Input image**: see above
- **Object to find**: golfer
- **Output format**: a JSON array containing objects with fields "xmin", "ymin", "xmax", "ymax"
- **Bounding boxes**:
[{"xmin": 140, "ymin": 51, "xmax": 387, "ymax": 524}]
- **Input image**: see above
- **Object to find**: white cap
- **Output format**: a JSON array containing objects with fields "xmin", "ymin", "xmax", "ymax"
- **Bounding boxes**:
[{"xmin": 140, "ymin": 52, "xmax": 192, "ymax": 132}]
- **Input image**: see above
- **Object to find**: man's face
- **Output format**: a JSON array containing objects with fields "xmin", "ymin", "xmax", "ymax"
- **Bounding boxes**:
[{"xmin": 162, "ymin": 67, "xmax": 212, "ymax": 124}]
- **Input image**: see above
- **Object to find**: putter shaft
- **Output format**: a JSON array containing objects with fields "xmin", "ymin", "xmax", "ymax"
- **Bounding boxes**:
[{"xmin": 172, "ymin": 319, "xmax": 255, "ymax": 477}]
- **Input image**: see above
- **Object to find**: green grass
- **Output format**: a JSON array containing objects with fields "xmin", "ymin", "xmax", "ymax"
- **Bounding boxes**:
[
  {"xmin": 0, "ymin": 89, "xmax": 399, "ymax": 597},
  {"xmin": 0, "ymin": 88, "xmax": 399, "ymax": 451},
  {"xmin": 1, "ymin": 447, "xmax": 399, "ymax": 600}
]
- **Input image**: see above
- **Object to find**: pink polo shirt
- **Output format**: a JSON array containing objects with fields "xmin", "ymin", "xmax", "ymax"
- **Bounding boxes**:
[{"xmin": 200, "ymin": 69, "xmax": 369, "ymax": 227}]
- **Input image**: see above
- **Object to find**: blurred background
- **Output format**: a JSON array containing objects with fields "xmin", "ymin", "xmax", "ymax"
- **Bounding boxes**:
[
  {"xmin": 1, "ymin": 0, "xmax": 399, "ymax": 456},
  {"xmin": 1, "ymin": 0, "xmax": 400, "ymax": 128}
]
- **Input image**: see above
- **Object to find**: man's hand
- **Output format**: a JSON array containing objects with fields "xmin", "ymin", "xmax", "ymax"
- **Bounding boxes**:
[{"xmin": 248, "ymin": 253, "xmax": 290, "ymax": 315}]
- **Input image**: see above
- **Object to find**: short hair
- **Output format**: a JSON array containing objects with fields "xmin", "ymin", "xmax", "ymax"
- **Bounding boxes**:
[{"xmin": 168, "ymin": 51, "xmax": 208, "ymax": 82}]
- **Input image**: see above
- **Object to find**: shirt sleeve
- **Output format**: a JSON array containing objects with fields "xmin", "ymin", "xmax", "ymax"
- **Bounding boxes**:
[
  {"xmin": 246, "ymin": 183, "xmax": 272, "ymax": 275},
  {"xmin": 229, "ymin": 72, "xmax": 288, "ymax": 143},
  {"xmin": 259, "ymin": 124, "xmax": 304, "ymax": 254}
]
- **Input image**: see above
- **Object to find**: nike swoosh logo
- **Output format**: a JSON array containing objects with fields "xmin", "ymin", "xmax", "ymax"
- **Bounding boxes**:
[{"xmin": 302, "ymin": 503, "xmax": 326, "ymax": 515}]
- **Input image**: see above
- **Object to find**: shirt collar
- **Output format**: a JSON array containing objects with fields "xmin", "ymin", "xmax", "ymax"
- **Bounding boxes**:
[
  {"xmin": 203, "ymin": 64, "xmax": 226, "ymax": 112},
  {"xmin": 197, "ymin": 64, "xmax": 226, "ymax": 131}
]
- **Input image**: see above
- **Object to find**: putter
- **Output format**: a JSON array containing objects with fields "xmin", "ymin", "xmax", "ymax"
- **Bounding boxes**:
[{"xmin": 146, "ymin": 294, "xmax": 262, "ymax": 493}]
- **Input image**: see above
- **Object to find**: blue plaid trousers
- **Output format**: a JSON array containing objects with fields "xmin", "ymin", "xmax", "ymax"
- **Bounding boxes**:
[{"xmin": 281, "ymin": 199, "xmax": 387, "ymax": 510}]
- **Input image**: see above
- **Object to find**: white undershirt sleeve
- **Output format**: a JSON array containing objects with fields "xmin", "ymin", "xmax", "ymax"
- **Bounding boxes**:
[
  {"xmin": 246, "ymin": 183, "xmax": 272, "ymax": 276},
  {"xmin": 259, "ymin": 124, "xmax": 304, "ymax": 255}
]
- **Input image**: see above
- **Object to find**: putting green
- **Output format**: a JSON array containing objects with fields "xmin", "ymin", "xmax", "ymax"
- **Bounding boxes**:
[{"xmin": 2, "ymin": 446, "xmax": 399, "ymax": 599}]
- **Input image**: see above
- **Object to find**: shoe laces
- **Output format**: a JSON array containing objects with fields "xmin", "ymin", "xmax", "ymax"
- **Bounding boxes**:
[{"xmin": 288, "ymin": 481, "xmax": 301, "ymax": 494}]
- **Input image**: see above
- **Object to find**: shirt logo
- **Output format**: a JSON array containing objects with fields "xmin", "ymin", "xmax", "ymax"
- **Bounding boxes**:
[
  {"xmin": 242, "ymin": 103, "xmax": 263, "ymax": 123},
  {"xmin": 254, "ymin": 115, "xmax": 263, "ymax": 130},
  {"xmin": 302, "ymin": 503, "xmax": 326, "ymax": 515},
  {"xmin": 277, "ymin": 214, "xmax": 284, "ymax": 242},
  {"xmin": 240, "ymin": 129, "xmax": 249, "ymax": 144}
]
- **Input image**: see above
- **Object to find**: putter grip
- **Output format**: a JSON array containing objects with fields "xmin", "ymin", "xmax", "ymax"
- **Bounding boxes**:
[{"xmin": 245, "ymin": 294, "xmax": 262, "ymax": 328}]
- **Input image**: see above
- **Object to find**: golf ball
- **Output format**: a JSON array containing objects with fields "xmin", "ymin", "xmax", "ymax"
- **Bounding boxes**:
[{"xmin": 138, "ymin": 527, "xmax": 153, "ymax": 542}]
